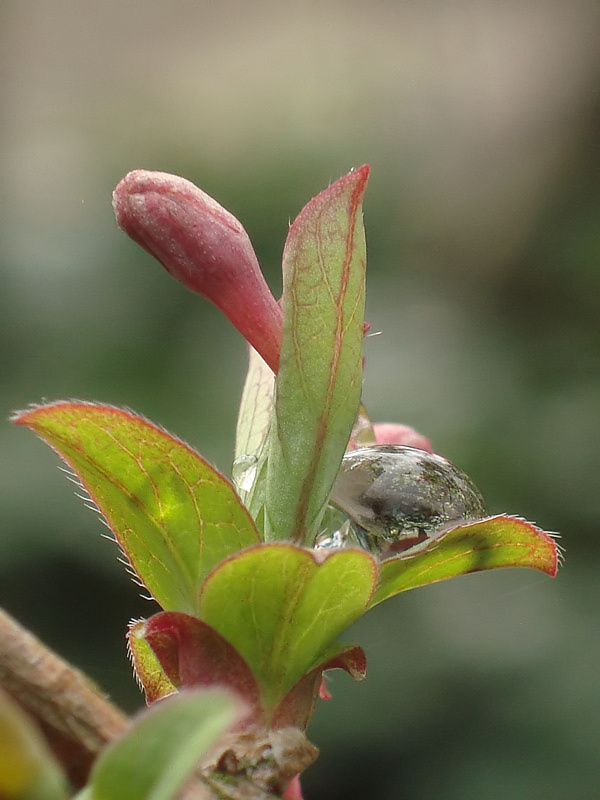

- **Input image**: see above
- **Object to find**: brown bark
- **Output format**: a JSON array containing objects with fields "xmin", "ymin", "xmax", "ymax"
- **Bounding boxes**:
[{"xmin": 0, "ymin": 607, "xmax": 128, "ymax": 787}]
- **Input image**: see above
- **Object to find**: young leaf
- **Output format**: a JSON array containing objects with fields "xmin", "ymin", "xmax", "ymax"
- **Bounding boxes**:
[
  {"xmin": 272, "ymin": 643, "xmax": 367, "ymax": 729},
  {"xmin": 198, "ymin": 543, "xmax": 377, "ymax": 708},
  {"xmin": 372, "ymin": 515, "xmax": 560, "ymax": 607},
  {"xmin": 234, "ymin": 345, "xmax": 275, "ymax": 526},
  {"xmin": 235, "ymin": 345, "xmax": 275, "ymax": 463},
  {"xmin": 265, "ymin": 167, "xmax": 370, "ymax": 544},
  {"xmin": 0, "ymin": 689, "xmax": 68, "ymax": 800},
  {"xmin": 13, "ymin": 403, "xmax": 260, "ymax": 614},
  {"xmin": 131, "ymin": 612, "xmax": 261, "ymax": 716},
  {"xmin": 88, "ymin": 689, "xmax": 243, "ymax": 800}
]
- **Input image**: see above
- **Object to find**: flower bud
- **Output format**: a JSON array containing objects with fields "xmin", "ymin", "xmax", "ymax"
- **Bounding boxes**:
[
  {"xmin": 373, "ymin": 422, "xmax": 433, "ymax": 452},
  {"xmin": 113, "ymin": 170, "xmax": 283, "ymax": 372}
]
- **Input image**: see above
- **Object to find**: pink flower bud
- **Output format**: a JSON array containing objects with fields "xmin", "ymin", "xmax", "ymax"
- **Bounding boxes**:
[
  {"xmin": 373, "ymin": 422, "xmax": 433, "ymax": 453},
  {"xmin": 113, "ymin": 170, "xmax": 283, "ymax": 372}
]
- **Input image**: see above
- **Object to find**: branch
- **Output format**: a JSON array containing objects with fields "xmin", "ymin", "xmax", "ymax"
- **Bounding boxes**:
[{"xmin": 0, "ymin": 607, "xmax": 128, "ymax": 787}]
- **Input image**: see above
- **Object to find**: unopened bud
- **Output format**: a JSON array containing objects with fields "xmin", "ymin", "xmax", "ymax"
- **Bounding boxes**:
[
  {"xmin": 373, "ymin": 423, "xmax": 433, "ymax": 453},
  {"xmin": 113, "ymin": 170, "xmax": 282, "ymax": 371}
]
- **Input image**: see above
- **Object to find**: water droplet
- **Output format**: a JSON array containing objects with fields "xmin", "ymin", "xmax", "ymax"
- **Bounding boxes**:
[
  {"xmin": 232, "ymin": 454, "xmax": 258, "ymax": 494},
  {"xmin": 313, "ymin": 506, "xmax": 365, "ymax": 551},
  {"xmin": 314, "ymin": 519, "xmax": 353, "ymax": 551},
  {"xmin": 330, "ymin": 445, "xmax": 487, "ymax": 558}
]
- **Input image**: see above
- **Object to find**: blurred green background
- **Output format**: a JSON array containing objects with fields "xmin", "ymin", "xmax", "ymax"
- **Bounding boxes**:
[{"xmin": 1, "ymin": 1, "xmax": 599, "ymax": 797}]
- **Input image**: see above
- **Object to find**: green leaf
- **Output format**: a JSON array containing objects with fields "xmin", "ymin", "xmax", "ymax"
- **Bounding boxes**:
[
  {"xmin": 198, "ymin": 543, "xmax": 377, "ymax": 708},
  {"xmin": 13, "ymin": 403, "xmax": 260, "ymax": 614},
  {"xmin": 89, "ymin": 689, "xmax": 243, "ymax": 800},
  {"xmin": 372, "ymin": 515, "xmax": 560, "ymax": 607},
  {"xmin": 0, "ymin": 689, "xmax": 68, "ymax": 800},
  {"xmin": 265, "ymin": 167, "xmax": 370, "ymax": 544}
]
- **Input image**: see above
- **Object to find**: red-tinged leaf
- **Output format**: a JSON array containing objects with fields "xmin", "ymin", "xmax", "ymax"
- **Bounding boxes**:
[
  {"xmin": 265, "ymin": 167, "xmax": 370, "ymax": 544},
  {"xmin": 271, "ymin": 643, "xmax": 367, "ymax": 729},
  {"xmin": 13, "ymin": 402, "xmax": 260, "ymax": 614},
  {"xmin": 319, "ymin": 643, "xmax": 367, "ymax": 682},
  {"xmin": 372, "ymin": 515, "xmax": 560, "ymax": 607},
  {"xmin": 269, "ymin": 668, "xmax": 322, "ymax": 731},
  {"xmin": 198, "ymin": 543, "xmax": 377, "ymax": 709},
  {"xmin": 131, "ymin": 612, "xmax": 261, "ymax": 719}
]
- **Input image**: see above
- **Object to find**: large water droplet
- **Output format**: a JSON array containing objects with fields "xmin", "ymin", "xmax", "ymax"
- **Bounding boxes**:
[
  {"xmin": 231, "ymin": 454, "xmax": 258, "ymax": 495},
  {"xmin": 330, "ymin": 445, "xmax": 487, "ymax": 558}
]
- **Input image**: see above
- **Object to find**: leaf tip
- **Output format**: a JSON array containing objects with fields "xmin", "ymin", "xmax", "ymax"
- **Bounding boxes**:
[
  {"xmin": 11, "ymin": 399, "xmax": 102, "ymax": 429},
  {"xmin": 10, "ymin": 402, "xmax": 44, "ymax": 427},
  {"xmin": 349, "ymin": 163, "xmax": 370, "ymax": 189},
  {"xmin": 543, "ymin": 530, "xmax": 564, "ymax": 577},
  {"xmin": 330, "ymin": 164, "xmax": 370, "ymax": 205},
  {"xmin": 501, "ymin": 515, "xmax": 563, "ymax": 578}
]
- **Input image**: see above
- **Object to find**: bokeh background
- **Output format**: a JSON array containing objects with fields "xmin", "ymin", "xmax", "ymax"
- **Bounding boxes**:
[{"xmin": 2, "ymin": 1, "xmax": 600, "ymax": 797}]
